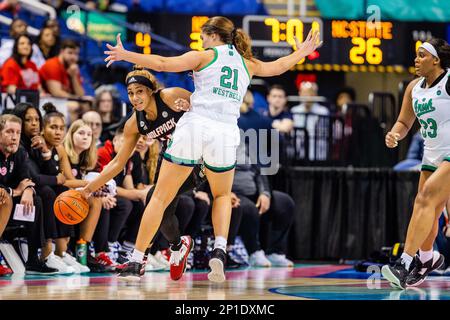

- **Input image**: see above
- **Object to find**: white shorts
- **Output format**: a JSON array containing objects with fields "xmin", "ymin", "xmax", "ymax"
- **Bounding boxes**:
[
  {"xmin": 163, "ymin": 112, "xmax": 240, "ymax": 172},
  {"xmin": 421, "ymin": 149, "xmax": 450, "ymax": 172}
]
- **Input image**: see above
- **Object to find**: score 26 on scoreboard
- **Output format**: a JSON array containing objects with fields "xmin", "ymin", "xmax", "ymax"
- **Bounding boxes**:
[{"xmin": 243, "ymin": 15, "xmax": 401, "ymax": 71}]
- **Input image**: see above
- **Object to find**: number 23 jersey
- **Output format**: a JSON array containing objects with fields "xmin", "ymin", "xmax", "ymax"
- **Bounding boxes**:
[{"xmin": 412, "ymin": 69, "xmax": 450, "ymax": 151}]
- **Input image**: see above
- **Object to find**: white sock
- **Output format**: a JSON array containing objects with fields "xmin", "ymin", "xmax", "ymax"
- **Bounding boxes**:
[
  {"xmin": 214, "ymin": 236, "xmax": 227, "ymax": 253},
  {"xmin": 130, "ymin": 249, "xmax": 145, "ymax": 263},
  {"xmin": 419, "ymin": 249, "xmax": 433, "ymax": 263},
  {"xmin": 401, "ymin": 253, "xmax": 413, "ymax": 270},
  {"xmin": 122, "ymin": 241, "xmax": 135, "ymax": 252}
]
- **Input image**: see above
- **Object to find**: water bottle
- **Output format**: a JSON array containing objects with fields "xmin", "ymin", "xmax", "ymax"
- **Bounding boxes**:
[{"xmin": 76, "ymin": 239, "xmax": 87, "ymax": 266}]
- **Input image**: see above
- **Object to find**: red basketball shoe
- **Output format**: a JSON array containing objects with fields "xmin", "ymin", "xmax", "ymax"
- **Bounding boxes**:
[{"xmin": 169, "ymin": 236, "xmax": 193, "ymax": 281}]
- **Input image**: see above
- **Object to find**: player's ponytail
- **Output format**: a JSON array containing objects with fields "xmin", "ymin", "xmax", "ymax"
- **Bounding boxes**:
[
  {"xmin": 428, "ymin": 38, "xmax": 450, "ymax": 69},
  {"xmin": 233, "ymin": 28, "xmax": 253, "ymax": 60},
  {"xmin": 202, "ymin": 16, "xmax": 253, "ymax": 60}
]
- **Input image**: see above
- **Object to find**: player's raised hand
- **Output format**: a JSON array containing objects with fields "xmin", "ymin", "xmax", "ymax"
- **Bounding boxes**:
[
  {"xmin": 294, "ymin": 28, "xmax": 322, "ymax": 57},
  {"xmin": 385, "ymin": 131, "xmax": 401, "ymax": 148},
  {"xmin": 104, "ymin": 33, "xmax": 126, "ymax": 68}
]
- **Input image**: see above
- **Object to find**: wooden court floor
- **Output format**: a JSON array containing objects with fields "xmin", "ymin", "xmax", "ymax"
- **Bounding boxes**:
[{"xmin": 1, "ymin": 264, "xmax": 449, "ymax": 300}]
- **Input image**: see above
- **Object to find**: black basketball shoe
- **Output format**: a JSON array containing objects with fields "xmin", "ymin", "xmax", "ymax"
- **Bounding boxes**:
[
  {"xmin": 117, "ymin": 261, "xmax": 145, "ymax": 282},
  {"xmin": 208, "ymin": 248, "xmax": 226, "ymax": 283},
  {"xmin": 406, "ymin": 252, "xmax": 444, "ymax": 287},
  {"xmin": 25, "ymin": 259, "xmax": 59, "ymax": 275},
  {"xmin": 381, "ymin": 258, "xmax": 409, "ymax": 289}
]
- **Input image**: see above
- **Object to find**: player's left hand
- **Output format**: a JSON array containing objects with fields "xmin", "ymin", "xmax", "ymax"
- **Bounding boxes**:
[
  {"xmin": 104, "ymin": 33, "xmax": 126, "ymax": 68},
  {"xmin": 174, "ymin": 98, "xmax": 191, "ymax": 111}
]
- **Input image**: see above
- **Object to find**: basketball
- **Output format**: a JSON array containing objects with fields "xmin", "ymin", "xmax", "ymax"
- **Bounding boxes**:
[{"xmin": 54, "ymin": 190, "xmax": 89, "ymax": 225}]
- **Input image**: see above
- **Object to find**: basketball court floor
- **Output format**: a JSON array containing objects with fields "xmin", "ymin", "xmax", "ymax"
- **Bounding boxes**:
[{"xmin": 1, "ymin": 264, "xmax": 449, "ymax": 300}]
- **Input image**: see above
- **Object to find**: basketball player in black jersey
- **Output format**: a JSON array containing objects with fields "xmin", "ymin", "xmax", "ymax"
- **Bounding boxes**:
[{"xmin": 81, "ymin": 66, "xmax": 198, "ymax": 281}]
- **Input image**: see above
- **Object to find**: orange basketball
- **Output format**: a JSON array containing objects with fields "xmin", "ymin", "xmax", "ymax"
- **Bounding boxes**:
[{"xmin": 54, "ymin": 190, "xmax": 89, "ymax": 225}]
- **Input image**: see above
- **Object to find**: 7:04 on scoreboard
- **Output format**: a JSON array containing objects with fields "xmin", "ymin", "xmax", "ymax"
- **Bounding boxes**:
[{"xmin": 243, "ymin": 15, "xmax": 322, "ymax": 62}]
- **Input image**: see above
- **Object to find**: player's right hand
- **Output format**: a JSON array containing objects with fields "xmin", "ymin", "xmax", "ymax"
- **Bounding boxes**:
[{"xmin": 385, "ymin": 131, "xmax": 401, "ymax": 148}]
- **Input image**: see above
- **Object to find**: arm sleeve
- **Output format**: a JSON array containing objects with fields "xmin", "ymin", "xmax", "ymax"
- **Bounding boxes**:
[
  {"xmin": 28, "ymin": 157, "xmax": 58, "ymax": 187},
  {"xmin": 253, "ymin": 165, "xmax": 271, "ymax": 197}
]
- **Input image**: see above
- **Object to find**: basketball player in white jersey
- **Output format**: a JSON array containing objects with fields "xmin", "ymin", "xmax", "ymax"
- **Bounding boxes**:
[
  {"xmin": 102, "ymin": 16, "xmax": 321, "ymax": 282},
  {"xmin": 382, "ymin": 38, "xmax": 450, "ymax": 289}
]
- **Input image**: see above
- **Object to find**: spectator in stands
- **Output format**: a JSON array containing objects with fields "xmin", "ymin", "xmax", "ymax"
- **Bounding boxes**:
[
  {"xmin": 291, "ymin": 81, "xmax": 329, "ymax": 161},
  {"xmin": 334, "ymin": 86, "xmax": 356, "ymax": 115},
  {"xmin": 33, "ymin": 27, "xmax": 59, "ymax": 69},
  {"xmin": 0, "ymin": 114, "xmax": 58, "ymax": 275},
  {"xmin": 264, "ymin": 85, "xmax": 293, "ymax": 134},
  {"xmin": 1, "ymin": 35, "xmax": 42, "ymax": 95},
  {"xmin": 62, "ymin": 118, "xmax": 111, "ymax": 272},
  {"xmin": 82, "ymin": 111, "xmax": 104, "ymax": 147},
  {"xmin": 40, "ymin": 39, "xmax": 92, "ymax": 123},
  {"xmin": 39, "ymin": 39, "xmax": 84, "ymax": 99},
  {"xmin": 93, "ymin": 87, "xmax": 119, "ymax": 142},
  {"xmin": 393, "ymin": 131, "xmax": 424, "ymax": 171},
  {"xmin": 0, "ymin": 18, "xmax": 42, "ymax": 67},
  {"xmin": 233, "ymin": 143, "xmax": 295, "ymax": 267},
  {"xmin": 11, "ymin": 103, "xmax": 83, "ymax": 274},
  {"xmin": 43, "ymin": 18, "xmax": 61, "ymax": 49}
]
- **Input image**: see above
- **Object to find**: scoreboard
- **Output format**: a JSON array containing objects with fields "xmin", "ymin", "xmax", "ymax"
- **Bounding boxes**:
[{"xmin": 127, "ymin": 13, "xmax": 447, "ymax": 73}]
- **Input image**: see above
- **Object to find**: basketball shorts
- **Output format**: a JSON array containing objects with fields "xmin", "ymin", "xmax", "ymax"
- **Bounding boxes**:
[
  {"xmin": 163, "ymin": 112, "xmax": 240, "ymax": 172},
  {"xmin": 421, "ymin": 149, "xmax": 450, "ymax": 172}
]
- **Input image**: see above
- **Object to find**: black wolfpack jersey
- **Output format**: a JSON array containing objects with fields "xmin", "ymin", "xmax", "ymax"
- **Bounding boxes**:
[{"xmin": 135, "ymin": 90, "xmax": 184, "ymax": 142}]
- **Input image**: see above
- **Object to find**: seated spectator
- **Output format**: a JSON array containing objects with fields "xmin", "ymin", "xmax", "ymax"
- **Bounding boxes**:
[
  {"xmin": 62, "ymin": 117, "xmax": 110, "ymax": 272},
  {"xmin": 43, "ymin": 18, "xmax": 61, "ymax": 51},
  {"xmin": 393, "ymin": 131, "xmax": 424, "ymax": 171},
  {"xmin": 93, "ymin": 87, "xmax": 119, "ymax": 142},
  {"xmin": 334, "ymin": 86, "xmax": 356, "ymax": 115},
  {"xmin": 291, "ymin": 81, "xmax": 329, "ymax": 161},
  {"xmin": 1, "ymin": 35, "xmax": 42, "ymax": 95},
  {"xmin": 40, "ymin": 39, "xmax": 92, "ymax": 123},
  {"xmin": 238, "ymin": 90, "xmax": 272, "ymax": 133},
  {"xmin": 0, "ymin": 18, "xmax": 41, "ymax": 66},
  {"xmin": 33, "ymin": 26, "xmax": 59, "ymax": 69},
  {"xmin": 0, "ymin": 114, "xmax": 58, "ymax": 275},
  {"xmin": 11, "ymin": 103, "xmax": 83, "ymax": 274},
  {"xmin": 264, "ymin": 84, "xmax": 293, "ymax": 134},
  {"xmin": 39, "ymin": 39, "xmax": 85, "ymax": 99},
  {"xmin": 82, "ymin": 111, "xmax": 104, "ymax": 147},
  {"xmin": 233, "ymin": 142, "xmax": 295, "ymax": 267}
]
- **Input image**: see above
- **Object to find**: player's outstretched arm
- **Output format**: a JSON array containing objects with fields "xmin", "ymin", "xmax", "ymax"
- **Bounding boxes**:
[
  {"xmin": 82, "ymin": 114, "xmax": 140, "ymax": 198},
  {"xmin": 385, "ymin": 78, "xmax": 419, "ymax": 148},
  {"xmin": 250, "ymin": 29, "xmax": 322, "ymax": 77},
  {"xmin": 104, "ymin": 34, "xmax": 203, "ymax": 72}
]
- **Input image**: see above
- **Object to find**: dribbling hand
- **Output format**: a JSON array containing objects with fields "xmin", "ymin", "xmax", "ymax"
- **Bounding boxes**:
[
  {"xmin": 385, "ymin": 132, "xmax": 401, "ymax": 148},
  {"xmin": 104, "ymin": 34, "xmax": 126, "ymax": 68}
]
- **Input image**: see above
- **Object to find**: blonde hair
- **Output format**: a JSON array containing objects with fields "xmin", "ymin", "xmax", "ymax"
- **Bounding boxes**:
[
  {"xmin": 0, "ymin": 114, "xmax": 21, "ymax": 131},
  {"xmin": 125, "ymin": 65, "xmax": 160, "ymax": 93},
  {"xmin": 201, "ymin": 16, "xmax": 253, "ymax": 60},
  {"xmin": 63, "ymin": 119, "xmax": 97, "ymax": 171}
]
